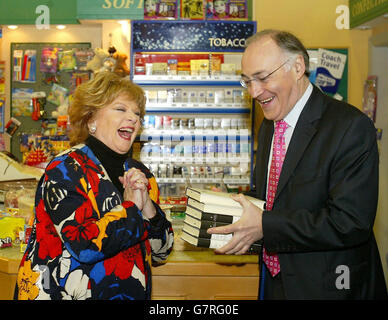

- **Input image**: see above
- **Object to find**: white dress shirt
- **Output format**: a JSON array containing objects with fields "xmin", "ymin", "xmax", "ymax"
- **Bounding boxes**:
[{"xmin": 266, "ymin": 83, "xmax": 313, "ymax": 196}]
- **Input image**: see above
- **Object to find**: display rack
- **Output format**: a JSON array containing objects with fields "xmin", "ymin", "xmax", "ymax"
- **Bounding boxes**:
[
  {"xmin": 130, "ymin": 20, "xmax": 256, "ymax": 204},
  {"xmin": 9, "ymin": 42, "xmax": 92, "ymax": 163}
]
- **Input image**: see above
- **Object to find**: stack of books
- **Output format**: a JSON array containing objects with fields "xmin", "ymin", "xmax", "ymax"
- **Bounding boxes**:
[{"xmin": 181, "ymin": 187, "xmax": 265, "ymax": 253}]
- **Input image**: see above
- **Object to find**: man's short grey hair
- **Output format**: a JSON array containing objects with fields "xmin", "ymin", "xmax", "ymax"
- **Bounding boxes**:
[{"xmin": 246, "ymin": 29, "xmax": 310, "ymax": 77}]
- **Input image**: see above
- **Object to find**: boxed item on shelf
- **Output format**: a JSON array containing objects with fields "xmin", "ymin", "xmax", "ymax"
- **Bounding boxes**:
[
  {"xmin": 188, "ymin": 91, "xmax": 198, "ymax": 103},
  {"xmin": 157, "ymin": 90, "xmax": 168, "ymax": 103},
  {"xmin": 177, "ymin": 61, "xmax": 190, "ymax": 74},
  {"xmin": 145, "ymin": 63, "xmax": 153, "ymax": 75},
  {"xmin": 211, "ymin": 55, "xmax": 222, "ymax": 75},
  {"xmin": 181, "ymin": 91, "xmax": 189, "ymax": 103},
  {"xmin": 152, "ymin": 62, "xmax": 168, "ymax": 75},
  {"xmin": 198, "ymin": 91, "xmax": 206, "ymax": 103},
  {"xmin": 221, "ymin": 63, "xmax": 236, "ymax": 75},
  {"xmin": 167, "ymin": 59, "xmax": 178, "ymax": 75},
  {"xmin": 190, "ymin": 59, "xmax": 209, "ymax": 76},
  {"xmin": 214, "ymin": 90, "xmax": 224, "ymax": 104},
  {"xmin": 206, "ymin": 91, "xmax": 215, "ymax": 104},
  {"xmin": 233, "ymin": 89, "xmax": 243, "ymax": 103},
  {"xmin": 224, "ymin": 89, "xmax": 233, "ymax": 103},
  {"xmin": 146, "ymin": 90, "xmax": 158, "ymax": 103}
]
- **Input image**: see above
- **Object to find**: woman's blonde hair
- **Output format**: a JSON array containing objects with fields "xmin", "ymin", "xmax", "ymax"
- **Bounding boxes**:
[{"xmin": 68, "ymin": 71, "xmax": 146, "ymax": 146}]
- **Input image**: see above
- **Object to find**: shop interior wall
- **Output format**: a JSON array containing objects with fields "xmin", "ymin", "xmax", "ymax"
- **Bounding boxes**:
[
  {"xmin": 1, "ymin": 24, "xmax": 102, "ymax": 151},
  {"xmin": 251, "ymin": 0, "xmax": 372, "ymax": 134},
  {"xmin": 370, "ymin": 24, "xmax": 388, "ymax": 287}
]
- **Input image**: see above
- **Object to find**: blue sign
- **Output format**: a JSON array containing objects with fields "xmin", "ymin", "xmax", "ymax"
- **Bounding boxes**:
[{"xmin": 131, "ymin": 20, "xmax": 256, "ymax": 52}]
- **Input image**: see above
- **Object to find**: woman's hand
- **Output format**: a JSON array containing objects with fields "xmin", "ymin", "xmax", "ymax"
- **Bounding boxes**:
[{"xmin": 119, "ymin": 168, "xmax": 156, "ymax": 219}]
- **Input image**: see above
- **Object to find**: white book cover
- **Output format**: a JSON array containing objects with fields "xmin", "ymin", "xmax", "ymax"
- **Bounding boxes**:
[
  {"xmin": 186, "ymin": 187, "xmax": 265, "ymax": 210},
  {"xmin": 187, "ymin": 198, "xmax": 244, "ymax": 216},
  {"xmin": 181, "ymin": 231, "xmax": 230, "ymax": 249}
]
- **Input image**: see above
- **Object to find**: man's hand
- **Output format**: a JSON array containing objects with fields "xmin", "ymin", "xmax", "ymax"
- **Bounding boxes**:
[{"xmin": 207, "ymin": 194, "xmax": 264, "ymax": 255}]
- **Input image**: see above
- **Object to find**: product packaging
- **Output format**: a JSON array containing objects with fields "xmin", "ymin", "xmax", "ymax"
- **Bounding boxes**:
[
  {"xmin": 210, "ymin": 54, "xmax": 222, "ymax": 76},
  {"xmin": 47, "ymin": 84, "xmax": 68, "ymax": 106},
  {"xmin": 362, "ymin": 75, "xmax": 378, "ymax": 123},
  {"xmin": 12, "ymin": 88, "xmax": 33, "ymax": 116},
  {"xmin": 144, "ymin": 0, "xmax": 178, "ymax": 20},
  {"xmin": 74, "ymin": 48, "xmax": 95, "ymax": 71},
  {"xmin": 0, "ymin": 215, "xmax": 25, "ymax": 248},
  {"xmin": 40, "ymin": 47, "xmax": 59, "ymax": 74},
  {"xmin": 167, "ymin": 59, "xmax": 178, "ymax": 75},
  {"xmin": 31, "ymin": 91, "xmax": 46, "ymax": 121},
  {"xmin": 22, "ymin": 50, "xmax": 37, "ymax": 82},
  {"xmin": 152, "ymin": 62, "xmax": 168, "ymax": 75},
  {"xmin": 13, "ymin": 50, "xmax": 24, "ymax": 81},
  {"xmin": 5, "ymin": 117, "xmax": 21, "ymax": 137},
  {"xmin": 181, "ymin": 0, "xmax": 205, "ymax": 20},
  {"xmin": 58, "ymin": 49, "xmax": 77, "ymax": 71},
  {"xmin": 206, "ymin": 0, "xmax": 248, "ymax": 20},
  {"xmin": 221, "ymin": 63, "xmax": 236, "ymax": 75}
]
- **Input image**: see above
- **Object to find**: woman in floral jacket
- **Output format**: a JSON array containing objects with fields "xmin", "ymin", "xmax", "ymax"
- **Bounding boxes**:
[{"xmin": 15, "ymin": 72, "xmax": 174, "ymax": 300}]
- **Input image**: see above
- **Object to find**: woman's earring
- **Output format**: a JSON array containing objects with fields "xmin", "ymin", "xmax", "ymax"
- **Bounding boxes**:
[{"xmin": 89, "ymin": 122, "xmax": 97, "ymax": 134}]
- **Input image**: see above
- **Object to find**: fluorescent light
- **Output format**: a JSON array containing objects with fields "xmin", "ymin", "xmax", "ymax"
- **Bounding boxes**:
[
  {"xmin": 118, "ymin": 20, "xmax": 130, "ymax": 42},
  {"xmin": 8, "ymin": 25, "xmax": 18, "ymax": 30}
]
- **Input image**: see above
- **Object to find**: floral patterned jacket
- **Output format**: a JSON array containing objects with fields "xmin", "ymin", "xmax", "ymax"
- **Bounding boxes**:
[{"xmin": 15, "ymin": 144, "xmax": 174, "ymax": 300}]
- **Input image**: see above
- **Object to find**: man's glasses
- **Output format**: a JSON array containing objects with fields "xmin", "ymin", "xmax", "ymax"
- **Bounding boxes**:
[{"xmin": 240, "ymin": 58, "xmax": 290, "ymax": 89}]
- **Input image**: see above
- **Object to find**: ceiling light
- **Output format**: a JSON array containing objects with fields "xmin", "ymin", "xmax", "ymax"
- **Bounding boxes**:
[
  {"xmin": 56, "ymin": 25, "xmax": 66, "ymax": 30},
  {"xmin": 7, "ymin": 25, "xmax": 18, "ymax": 30},
  {"xmin": 118, "ymin": 20, "xmax": 130, "ymax": 42}
]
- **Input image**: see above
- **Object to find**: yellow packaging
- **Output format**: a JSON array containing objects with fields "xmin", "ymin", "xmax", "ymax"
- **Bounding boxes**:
[
  {"xmin": 190, "ymin": 59, "xmax": 209, "ymax": 76},
  {"xmin": 198, "ymin": 59, "xmax": 209, "ymax": 76},
  {"xmin": 0, "ymin": 216, "xmax": 25, "ymax": 248},
  {"xmin": 177, "ymin": 61, "xmax": 191, "ymax": 74},
  {"xmin": 152, "ymin": 63, "xmax": 167, "ymax": 75},
  {"xmin": 211, "ymin": 56, "xmax": 222, "ymax": 75},
  {"xmin": 221, "ymin": 63, "xmax": 236, "ymax": 75},
  {"xmin": 190, "ymin": 60, "xmax": 200, "ymax": 76}
]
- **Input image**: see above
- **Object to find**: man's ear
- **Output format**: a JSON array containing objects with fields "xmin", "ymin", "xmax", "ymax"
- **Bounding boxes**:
[{"xmin": 293, "ymin": 54, "xmax": 306, "ymax": 80}]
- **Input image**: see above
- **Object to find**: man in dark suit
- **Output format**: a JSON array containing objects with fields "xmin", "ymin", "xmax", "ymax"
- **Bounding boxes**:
[{"xmin": 208, "ymin": 29, "xmax": 387, "ymax": 299}]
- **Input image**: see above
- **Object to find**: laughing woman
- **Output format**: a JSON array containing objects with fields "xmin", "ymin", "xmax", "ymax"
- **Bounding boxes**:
[{"xmin": 15, "ymin": 72, "xmax": 174, "ymax": 300}]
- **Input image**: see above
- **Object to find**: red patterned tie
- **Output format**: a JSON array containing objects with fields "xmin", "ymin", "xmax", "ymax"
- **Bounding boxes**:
[{"xmin": 263, "ymin": 120, "xmax": 288, "ymax": 277}]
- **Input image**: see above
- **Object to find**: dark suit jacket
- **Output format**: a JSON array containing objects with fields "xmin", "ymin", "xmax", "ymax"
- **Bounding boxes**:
[{"xmin": 251, "ymin": 85, "xmax": 387, "ymax": 299}]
